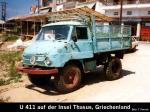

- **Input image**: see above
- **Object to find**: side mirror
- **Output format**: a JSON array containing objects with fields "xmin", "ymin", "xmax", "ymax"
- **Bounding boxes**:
[{"xmin": 72, "ymin": 36, "xmax": 77, "ymax": 42}]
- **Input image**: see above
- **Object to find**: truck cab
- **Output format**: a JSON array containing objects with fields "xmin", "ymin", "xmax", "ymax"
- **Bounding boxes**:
[{"xmin": 22, "ymin": 21, "xmax": 94, "ymax": 68}]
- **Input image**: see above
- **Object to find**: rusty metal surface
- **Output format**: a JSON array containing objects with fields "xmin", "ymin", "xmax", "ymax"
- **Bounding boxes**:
[{"xmin": 17, "ymin": 67, "xmax": 58, "ymax": 75}]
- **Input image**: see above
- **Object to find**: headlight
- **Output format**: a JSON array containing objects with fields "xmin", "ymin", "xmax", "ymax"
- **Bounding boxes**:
[
  {"xmin": 30, "ymin": 56, "xmax": 36, "ymax": 65},
  {"xmin": 44, "ymin": 57, "xmax": 51, "ymax": 65}
]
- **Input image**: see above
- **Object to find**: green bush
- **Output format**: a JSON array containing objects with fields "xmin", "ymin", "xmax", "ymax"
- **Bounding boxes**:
[
  {"xmin": 0, "ymin": 34, "xmax": 19, "ymax": 42},
  {"xmin": 0, "ymin": 51, "xmax": 22, "ymax": 86},
  {"xmin": 0, "ymin": 79, "xmax": 6, "ymax": 86}
]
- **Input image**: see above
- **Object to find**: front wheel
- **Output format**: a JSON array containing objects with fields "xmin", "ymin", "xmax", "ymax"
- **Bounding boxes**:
[
  {"xmin": 54, "ymin": 64, "xmax": 81, "ymax": 93},
  {"xmin": 104, "ymin": 58, "xmax": 122, "ymax": 80},
  {"xmin": 28, "ymin": 74, "xmax": 49, "ymax": 86}
]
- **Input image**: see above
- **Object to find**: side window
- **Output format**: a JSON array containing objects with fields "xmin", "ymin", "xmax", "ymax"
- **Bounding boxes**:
[{"xmin": 76, "ymin": 27, "xmax": 88, "ymax": 39}]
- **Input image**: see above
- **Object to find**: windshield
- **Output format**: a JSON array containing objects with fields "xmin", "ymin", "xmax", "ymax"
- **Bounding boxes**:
[{"xmin": 36, "ymin": 25, "xmax": 70, "ymax": 41}]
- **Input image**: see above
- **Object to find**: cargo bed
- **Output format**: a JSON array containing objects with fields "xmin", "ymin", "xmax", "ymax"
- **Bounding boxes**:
[{"xmin": 94, "ymin": 25, "xmax": 131, "ymax": 53}]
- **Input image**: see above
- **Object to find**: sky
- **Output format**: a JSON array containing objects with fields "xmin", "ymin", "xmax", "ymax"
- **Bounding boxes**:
[{"xmin": 4, "ymin": 0, "xmax": 38, "ymax": 18}]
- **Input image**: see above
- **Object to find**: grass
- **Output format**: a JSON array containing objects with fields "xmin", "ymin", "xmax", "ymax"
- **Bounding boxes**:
[
  {"xmin": 0, "ymin": 33, "xmax": 19, "ymax": 42},
  {"xmin": 0, "ymin": 79, "xmax": 6, "ymax": 86},
  {"xmin": 0, "ymin": 51, "xmax": 22, "ymax": 86}
]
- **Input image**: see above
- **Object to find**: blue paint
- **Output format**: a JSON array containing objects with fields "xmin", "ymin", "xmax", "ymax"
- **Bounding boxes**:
[{"xmin": 22, "ymin": 20, "xmax": 131, "ymax": 68}]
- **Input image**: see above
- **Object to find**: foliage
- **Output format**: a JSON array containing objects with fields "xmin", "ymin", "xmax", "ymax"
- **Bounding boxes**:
[
  {"xmin": 0, "ymin": 34, "xmax": 19, "ymax": 42},
  {"xmin": 0, "ymin": 51, "xmax": 22, "ymax": 86}
]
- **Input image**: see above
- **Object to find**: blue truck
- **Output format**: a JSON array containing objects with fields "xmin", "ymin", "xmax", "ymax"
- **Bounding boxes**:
[{"xmin": 17, "ymin": 8, "xmax": 131, "ymax": 93}]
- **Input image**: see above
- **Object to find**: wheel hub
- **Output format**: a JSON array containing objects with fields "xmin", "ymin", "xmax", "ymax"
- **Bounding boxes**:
[{"xmin": 63, "ymin": 69, "xmax": 78, "ymax": 88}]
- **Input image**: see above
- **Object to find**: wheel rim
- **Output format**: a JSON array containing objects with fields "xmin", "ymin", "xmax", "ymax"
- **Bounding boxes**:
[{"xmin": 62, "ymin": 68, "xmax": 79, "ymax": 89}]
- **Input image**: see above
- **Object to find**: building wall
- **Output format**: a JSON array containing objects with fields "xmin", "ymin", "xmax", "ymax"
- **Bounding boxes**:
[
  {"xmin": 105, "ymin": 8, "xmax": 150, "ymax": 17},
  {"xmin": 106, "ymin": 0, "xmax": 150, "ymax": 5},
  {"xmin": 141, "ymin": 23, "xmax": 150, "ymax": 41},
  {"xmin": 40, "ymin": 0, "xmax": 97, "ymax": 7},
  {"xmin": 99, "ymin": 0, "xmax": 150, "ymax": 40}
]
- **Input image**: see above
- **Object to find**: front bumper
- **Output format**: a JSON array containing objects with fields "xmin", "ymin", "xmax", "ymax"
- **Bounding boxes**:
[{"xmin": 17, "ymin": 66, "xmax": 58, "ymax": 75}]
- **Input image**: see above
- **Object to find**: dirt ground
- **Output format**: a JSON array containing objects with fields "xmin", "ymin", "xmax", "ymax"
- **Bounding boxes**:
[{"xmin": 0, "ymin": 42, "xmax": 150, "ymax": 102}]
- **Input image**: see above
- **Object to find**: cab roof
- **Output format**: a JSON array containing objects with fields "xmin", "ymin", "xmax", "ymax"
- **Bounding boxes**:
[{"xmin": 42, "ymin": 21, "xmax": 85, "ymax": 27}]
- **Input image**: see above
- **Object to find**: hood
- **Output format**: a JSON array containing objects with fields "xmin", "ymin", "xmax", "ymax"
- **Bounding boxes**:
[{"xmin": 24, "ymin": 40, "xmax": 67, "ymax": 55}]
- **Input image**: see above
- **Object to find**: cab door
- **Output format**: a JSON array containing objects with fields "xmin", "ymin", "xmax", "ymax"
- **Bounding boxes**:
[{"xmin": 70, "ymin": 26, "xmax": 93, "ymax": 59}]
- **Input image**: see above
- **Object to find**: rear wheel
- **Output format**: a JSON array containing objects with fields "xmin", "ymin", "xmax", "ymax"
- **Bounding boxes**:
[
  {"xmin": 54, "ymin": 64, "xmax": 81, "ymax": 93},
  {"xmin": 28, "ymin": 74, "xmax": 49, "ymax": 86},
  {"xmin": 132, "ymin": 46, "xmax": 137, "ymax": 52},
  {"xmin": 104, "ymin": 58, "xmax": 122, "ymax": 80}
]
